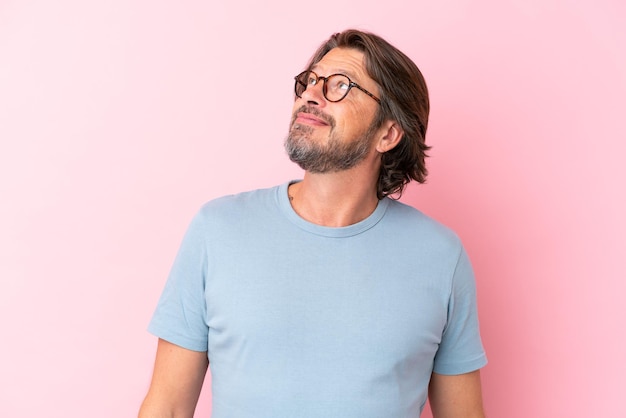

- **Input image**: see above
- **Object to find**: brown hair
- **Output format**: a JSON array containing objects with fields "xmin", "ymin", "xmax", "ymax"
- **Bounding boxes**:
[{"xmin": 306, "ymin": 29, "xmax": 431, "ymax": 199}]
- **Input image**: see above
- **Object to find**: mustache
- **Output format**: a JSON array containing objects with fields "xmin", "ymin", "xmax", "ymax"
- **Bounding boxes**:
[{"xmin": 292, "ymin": 105, "xmax": 335, "ymax": 128}]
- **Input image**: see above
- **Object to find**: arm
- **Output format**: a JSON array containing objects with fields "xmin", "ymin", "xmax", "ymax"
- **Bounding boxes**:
[
  {"xmin": 428, "ymin": 370, "xmax": 485, "ymax": 418},
  {"xmin": 138, "ymin": 338, "xmax": 209, "ymax": 418}
]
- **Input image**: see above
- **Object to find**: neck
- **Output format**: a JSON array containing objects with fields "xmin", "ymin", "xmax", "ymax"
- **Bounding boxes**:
[{"xmin": 288, "ymin": 167, "xmax": 380, "ymax": 227}]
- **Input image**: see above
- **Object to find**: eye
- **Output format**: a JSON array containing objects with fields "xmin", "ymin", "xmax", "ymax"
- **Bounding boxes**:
[
  {"xmin": 307, "ymin": 75, "xmax": 317, "ymax": 86},
  {"xmin": 337, "ymin": 80, "xmax": 350, "ymax": 91},
  {"xmin": 327, "ymin": 75, "xmax": 351, "ymax": 93}
]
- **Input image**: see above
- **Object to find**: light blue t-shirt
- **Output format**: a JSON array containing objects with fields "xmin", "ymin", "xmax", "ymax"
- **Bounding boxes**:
[{"xmin": 148, "ymin": 181, "xmax": 487, "ymax": 417}]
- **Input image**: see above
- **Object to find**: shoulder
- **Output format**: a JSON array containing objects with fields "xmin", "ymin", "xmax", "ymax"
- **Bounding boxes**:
[
  {"xmin": 196, "ymin": 185, "xmax": 279, "ymax": 219},
  {"xmin": 384, "ymin": 199, "xmax": 462, "ymax": 251},
  {"xmin": 184, "ymin": 185, "xmax": 284, "ymax": 238}
]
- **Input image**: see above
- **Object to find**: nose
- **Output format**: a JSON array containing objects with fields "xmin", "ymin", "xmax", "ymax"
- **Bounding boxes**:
[{"xmin": 298, "ymin": 78, "xmax": 327, "ymax": 107}]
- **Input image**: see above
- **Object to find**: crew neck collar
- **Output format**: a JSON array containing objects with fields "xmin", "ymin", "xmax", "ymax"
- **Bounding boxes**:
[{"xmin": 277, "ymin": 180, "xmax": 390, "ymax": 238}]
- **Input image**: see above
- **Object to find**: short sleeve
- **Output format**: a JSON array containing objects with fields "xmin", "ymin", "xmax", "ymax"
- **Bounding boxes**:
[
  {"xmin": 147, "ymin": 210, "xmax": 209, "ymax": 352},
  {"xmin": 432, "ymin": 247, "xmax": 487, "ymax": 375}
]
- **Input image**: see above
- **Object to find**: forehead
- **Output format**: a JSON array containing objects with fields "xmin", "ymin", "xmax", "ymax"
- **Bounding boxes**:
[{"xmin": 311, "ymin": 47, "xmax": 369, "ymax": 81}]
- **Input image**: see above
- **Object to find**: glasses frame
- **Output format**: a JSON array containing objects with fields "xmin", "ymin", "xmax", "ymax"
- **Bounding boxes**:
[{"xmin": 294, "ymin": 70, "xmax": 381, "ymax": 104}]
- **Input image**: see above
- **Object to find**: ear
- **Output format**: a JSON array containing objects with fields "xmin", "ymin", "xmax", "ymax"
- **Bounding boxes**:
[{"xmin": 375, "ymin": 120, "xmax": 404, "ymax": 153}]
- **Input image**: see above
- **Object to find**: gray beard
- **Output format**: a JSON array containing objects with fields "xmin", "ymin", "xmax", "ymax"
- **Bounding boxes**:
[{"xmin": 285, "ymin": 122, "xmax": 377, "ymax": 173}]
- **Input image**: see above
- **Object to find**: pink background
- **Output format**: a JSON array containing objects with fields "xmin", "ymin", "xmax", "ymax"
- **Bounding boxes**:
[{"xmin": 1, "ymin": 1, "xmax": 624, "ymax": 417}]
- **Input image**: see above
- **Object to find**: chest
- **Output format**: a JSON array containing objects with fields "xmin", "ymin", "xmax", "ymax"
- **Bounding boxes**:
[{"xmin": 203, "ymin": 239, "xmax": 451, "ymax": 372}]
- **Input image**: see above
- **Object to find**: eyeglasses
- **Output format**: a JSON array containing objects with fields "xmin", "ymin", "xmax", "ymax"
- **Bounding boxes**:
[{"xmin": 294, "ymin": 70, "xmax": 381, "ymax": 104}]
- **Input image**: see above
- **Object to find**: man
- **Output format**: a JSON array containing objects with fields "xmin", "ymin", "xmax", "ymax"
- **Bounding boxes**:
[{"xmin": 139, "ymin": 29, "xmax": 487, "ymax": 418}]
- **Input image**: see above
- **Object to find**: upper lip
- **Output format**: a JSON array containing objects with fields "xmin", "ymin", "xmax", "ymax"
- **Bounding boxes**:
[{"xmin": 296, "ymin": 112, "xmax": 329, "ymax": 125}]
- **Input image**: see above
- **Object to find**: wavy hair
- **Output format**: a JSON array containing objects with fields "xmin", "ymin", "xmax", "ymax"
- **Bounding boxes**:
[{"xmin": 305, "ymin": 29, "xmax": 431, "ymax": 199}]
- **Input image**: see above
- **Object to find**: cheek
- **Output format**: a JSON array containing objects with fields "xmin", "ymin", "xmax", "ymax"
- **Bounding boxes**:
[{"xmin": 344, "ymin": 108, "xmax": 374, "ymax": 135}]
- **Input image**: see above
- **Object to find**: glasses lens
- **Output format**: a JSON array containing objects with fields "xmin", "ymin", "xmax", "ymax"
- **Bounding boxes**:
[
  {"xmin": 325, "ymin": 74, "xmax": 351, "ymax": 102},
  {"xmin": 295, "ymin": 71, "xmax": 315, "ymax": 98}
]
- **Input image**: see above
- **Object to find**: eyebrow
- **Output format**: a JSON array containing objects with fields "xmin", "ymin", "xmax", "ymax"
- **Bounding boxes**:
[{"xmin": 311, "ymin": 65, "xmax": 360, "ymax": 82}]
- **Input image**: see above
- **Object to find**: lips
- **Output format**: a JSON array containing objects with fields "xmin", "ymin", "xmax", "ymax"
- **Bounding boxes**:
[{"xmin": 294, "ymin": 111, "xmax": 331, "ymax": 128}]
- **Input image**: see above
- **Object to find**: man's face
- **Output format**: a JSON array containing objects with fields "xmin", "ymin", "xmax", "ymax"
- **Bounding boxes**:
[{"xmin": 285, "ymin": 47, "xmax": 382, "ymax": 173}]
